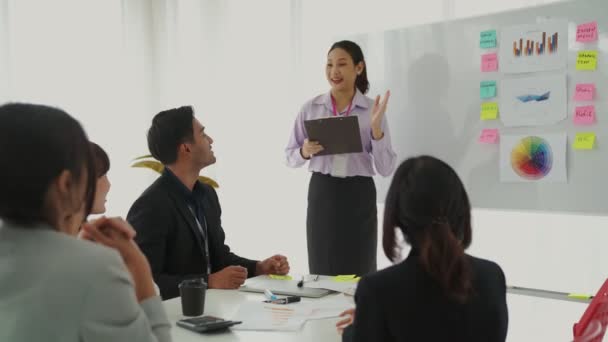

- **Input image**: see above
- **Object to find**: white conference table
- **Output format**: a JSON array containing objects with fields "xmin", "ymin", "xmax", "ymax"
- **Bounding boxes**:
[
  {"xmin": 164, "ymin": 289, "xmax": 591, "ymax": 342},
  {"xmin": 164, "ymin": 289, "xmax": 345, "ymax": 342},
  {"xmin": 506, "ymin": 293, "xmax": 588, "ymax": 341}
]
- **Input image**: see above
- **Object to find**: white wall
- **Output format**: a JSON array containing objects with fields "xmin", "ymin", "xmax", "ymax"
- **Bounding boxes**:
[{"xmin": 0, "ymin": 0, "xmax": 160, "ymax": 216}]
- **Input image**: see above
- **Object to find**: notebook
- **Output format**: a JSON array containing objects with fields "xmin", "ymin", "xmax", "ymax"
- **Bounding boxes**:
[{"xmin": 239, "ymin": 275, "xmax": 333, "ymax": 298}]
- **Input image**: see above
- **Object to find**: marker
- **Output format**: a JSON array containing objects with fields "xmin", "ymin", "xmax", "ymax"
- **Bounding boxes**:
[
  {"xmin": 264, "ymin": 289, "xmax": 277, "ymax": 301},
  {"xmin": 568, "ymin": 293, "xmax": 593, "ymax": 300},
  {"xmin": 266, "ymin": 296, "xmax": 301, "ymax": 305}
]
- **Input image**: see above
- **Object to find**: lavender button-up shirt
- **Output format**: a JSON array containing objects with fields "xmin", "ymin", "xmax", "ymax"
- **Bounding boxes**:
[{"xmin": 285, "ymin": 90, "xmax": 397, "ymax": 177}]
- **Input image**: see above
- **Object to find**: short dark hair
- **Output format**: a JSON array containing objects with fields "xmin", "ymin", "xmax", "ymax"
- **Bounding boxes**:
[
  {"xmin": 147, "ymin": 106, "xmax": 195, "ymax": 165},
  {"xmin": 0, "ymin": 103, "xmax": 96, "ymax": 226},
  {"xmin": 90, "ymin": 142, "xmax": 110, "ymax": 177},
  {"xmin": 383, "ymin": 156, "xmax": 473, "ymax": 302},
  {"xmin": 329, "ymin": 40, "xmax": 370, "ymax": 94}
]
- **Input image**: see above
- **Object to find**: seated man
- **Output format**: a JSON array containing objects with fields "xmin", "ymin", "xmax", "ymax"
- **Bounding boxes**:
[{"xmin": 128, "ymin": 106, "xmax": 289, "ymax": 299}]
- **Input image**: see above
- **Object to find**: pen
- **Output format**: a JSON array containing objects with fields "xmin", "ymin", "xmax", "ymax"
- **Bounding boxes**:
[{"xmin": 297, "ymin": 274, "xmax": 320, "ymax": 288}]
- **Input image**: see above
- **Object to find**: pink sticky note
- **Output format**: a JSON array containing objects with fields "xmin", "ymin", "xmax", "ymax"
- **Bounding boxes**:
[
  {"xmin": 576, "ymin": 21, "xmax": 598, "ymax": 43},
  {"xmin": 481, "ymin": 53, "xmax": 498, "ymax": 72},
  {"xmin": 479, "ymin": 129, "xmax": 499, "ymax": 144},
  {"xmin": 574, "ymin": 105, "xmax": 596, "ymax": 125},
  {"xmin": 574, "ymin": 83, "xmax": 595, "ymax": 101}
]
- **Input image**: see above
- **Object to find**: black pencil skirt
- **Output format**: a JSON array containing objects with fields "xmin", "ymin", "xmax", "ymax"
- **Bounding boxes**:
[{"xmin": 306, "ymin": 172, "xmax": 377, "ymax": 276}]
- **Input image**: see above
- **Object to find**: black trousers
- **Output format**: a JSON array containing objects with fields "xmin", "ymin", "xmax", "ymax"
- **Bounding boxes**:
[{"xmin": 307, "ymin": 172, "xmax": 377, "ymax": 276}]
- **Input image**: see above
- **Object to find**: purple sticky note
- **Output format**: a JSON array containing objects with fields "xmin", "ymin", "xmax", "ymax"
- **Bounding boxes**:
[
  {"xmin": 574, "ymin": 83, "xmax": 595, "ymax": 101},
  {"xmin": 481, "ymin": 53, "xmax": 498, "ymax": 72},
  {"xmin": 574, "ymin": 105, "xmax": 596, "ymax": 125},
  {"xmin": 576, "ymin": 21, "xmax": 598, "ymax": 43},
  {"xmin": 479, "ymin": 129, "xmax": 499, "ymax": 144}
]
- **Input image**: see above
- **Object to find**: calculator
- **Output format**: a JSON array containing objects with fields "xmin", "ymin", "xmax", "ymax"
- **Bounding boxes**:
[{"xmin": 176, "ymin": 315, "xmax": 242, "ymax": 333}]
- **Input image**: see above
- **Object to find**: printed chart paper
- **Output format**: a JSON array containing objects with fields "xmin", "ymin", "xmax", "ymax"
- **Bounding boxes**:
[
  {"xmin": 499, "ymin": 74, "xmax": 567, "ymax": 127},
  {"xmin": 499, "ymin": 21, "xmax": 567, "ymax": 74},
  {"xmin": 500, "ymin": 133, "xmax": 567, "ymax": 183}
]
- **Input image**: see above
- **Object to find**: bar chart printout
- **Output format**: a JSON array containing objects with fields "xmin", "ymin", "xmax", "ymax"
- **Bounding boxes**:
[
  {"xmin": 499, "ymin": 21, "xmax": 567, "ymax": 74},
  {"xmin": 513, "ymin": 31, "xmax": 558, "ymax": 57}
]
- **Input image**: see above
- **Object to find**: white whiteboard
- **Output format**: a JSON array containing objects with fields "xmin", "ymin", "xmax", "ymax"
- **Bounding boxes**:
[{"xmin": 352, "ymin": 0, "xmax": 608, "ymax": 214}]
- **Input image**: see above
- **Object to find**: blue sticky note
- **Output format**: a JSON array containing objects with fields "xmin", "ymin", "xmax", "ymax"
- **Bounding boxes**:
[
  {"xmin": 480, "ymin": 81, "xmax": 497, "ymax": 99},
  {"xmin": 480, "ymin": 30, "xmax": 497, "ymax": 49}
]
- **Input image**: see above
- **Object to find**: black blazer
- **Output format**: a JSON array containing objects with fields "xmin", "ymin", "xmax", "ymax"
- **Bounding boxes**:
[
  {"xmin": 343, "ymin": 251, "xmax": 508, "ymax": 342},
  {"xmin": 127, "ymin": 173, "xmax": 258, "ymax": 300}
]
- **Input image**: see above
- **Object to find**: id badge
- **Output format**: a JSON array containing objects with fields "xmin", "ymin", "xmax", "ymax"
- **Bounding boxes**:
[{"xmin": 331, "ymin": 154, "xmax": 348, "ymax": 178}]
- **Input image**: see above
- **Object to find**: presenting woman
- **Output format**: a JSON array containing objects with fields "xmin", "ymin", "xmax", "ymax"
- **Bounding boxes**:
[{"xmin": 285, "ymin": 40, "xmax": 396, "ymax": 276}]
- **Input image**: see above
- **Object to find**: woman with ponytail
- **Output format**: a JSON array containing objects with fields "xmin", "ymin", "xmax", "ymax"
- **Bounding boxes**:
[
  {"xmin": 285, "ymin": 40, "xmax": 396, "ymax": 276},
  {"xmin": 338, "ymin": 156, "xmax": 508, "ymax": 341}
]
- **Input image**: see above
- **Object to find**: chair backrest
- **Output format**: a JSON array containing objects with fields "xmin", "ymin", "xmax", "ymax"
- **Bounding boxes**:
[
  {"xmin": 574, "ymin": 320, "xmax": 603, "ymax": 342},
  {"xmin": 573, "ymin": 279, "xmax": 608, "ymax": 342}
]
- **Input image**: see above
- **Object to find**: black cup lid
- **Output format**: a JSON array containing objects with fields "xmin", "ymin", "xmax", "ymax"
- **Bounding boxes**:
[{"xmin": 179, "ymin": 278, "xmax": 207, "ymax": 288}]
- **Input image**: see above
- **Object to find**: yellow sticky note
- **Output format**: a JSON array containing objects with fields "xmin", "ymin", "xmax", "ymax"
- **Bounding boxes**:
[
  {"xmin": 573, "ymin": 133, "xmax": 596, "ymax": 150},
  {"xmin": 481, "ymin": 102, "xmax": 498, "ymax": 120},
  {"xmin": 334, "ymin": 275, "xmax": 361, "ymax": 283},
  {"xmin": 269, "ymin": 274, "xmax": 293, "ymax": 280},
  {"xmin": 568, "ymin": 293, "xmax": 592, "ymax": 300},
  {"xmin": 576, "ymin": 50, "xmax": 598, "ymax": 71}
]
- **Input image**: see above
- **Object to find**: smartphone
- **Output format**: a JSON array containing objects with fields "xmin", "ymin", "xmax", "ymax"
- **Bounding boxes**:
[{"xmin": 176, "ymin": 315, "xmax": 242, "ymax": 333}]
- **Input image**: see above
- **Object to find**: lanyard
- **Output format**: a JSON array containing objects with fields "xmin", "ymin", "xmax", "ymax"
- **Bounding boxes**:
[
  {"xmin": 188, "ymin": 205, "xmax": 212, "ymax": 276},
  {"xmin": 331, "ymin": 94, "xmax": 354, "ymax": 117}
]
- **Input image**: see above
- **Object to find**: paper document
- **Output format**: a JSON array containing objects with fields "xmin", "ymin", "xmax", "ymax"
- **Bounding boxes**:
[
  {"xmin": 499, "ymin": 21, "xmax": 567, "ymax": 74},
  {"xmin": 500, "ymin": 133, "xmax": 567, "ymax": 183},
  {"xmin": 231, "ymin": 294, "xmax": 354, "ymax": 331},
  {"xmin": 231, "ymin": 301, "xmax": 309, "ymax": 331},
  {"xmin": 499, "ymin": 74, "xmax": 566, "ymax": 127},
  {"xmin": 303, "ymin": 294, "xmax": 354, "ymax": 320}
]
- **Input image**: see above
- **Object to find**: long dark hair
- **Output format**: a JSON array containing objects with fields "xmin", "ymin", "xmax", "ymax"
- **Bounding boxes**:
[
  {"xmin": 383, "ymin": 156, "xmax": 473, "ymax": 302},
  {"xmin": 0, "ymin": 103, "xmax": 96, "ymax": 226},
  {"xmin": 329, "ymin": 40, "xmax": 369, "ymax": 94}
]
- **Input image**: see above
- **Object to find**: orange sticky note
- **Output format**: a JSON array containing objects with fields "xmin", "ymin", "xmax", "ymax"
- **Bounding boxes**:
[
  {"xmin": 479, "ymin": 129, "xmax": 499, "ymax": 144},
  {"xmin": 574, "ymin": 105, "xmax": 596, "ymax": 125},
  {"xmin": 481, "ymin": 53, "xmax": 498, "ymax": 72},
  {"xmin": 574, "ymin": 83, "xmax": 595, "ymax": 101},
  {"xmin": 576, "ymin": 21, "xmax": 598, "ymax": 43}
]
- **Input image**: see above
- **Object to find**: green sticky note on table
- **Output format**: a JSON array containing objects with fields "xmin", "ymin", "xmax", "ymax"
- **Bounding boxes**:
[
  {"xmin": 480, "ymin": 102, "xmax": 498, "ymax": 120},
  {"xmin": 576, "ymin": 50, "xmax": 598, "ymax": 71},
  {"xmin": 269, "ymin": 274, "xmax": 293, "ymax": 280},
  {"xmin": 480, "ymin": 30, "xmax": 497, "ymax": 49},
  {"xmin": 480, "ymin": 81, "xmax": 497, "ymax": 99},
  {"xmin": 334, "ymin": 275, "xmax": 361, "ymax": 283},
  {"xmin": 574, "ymin": 133, "xmax": 596, "ymax": 150}
]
